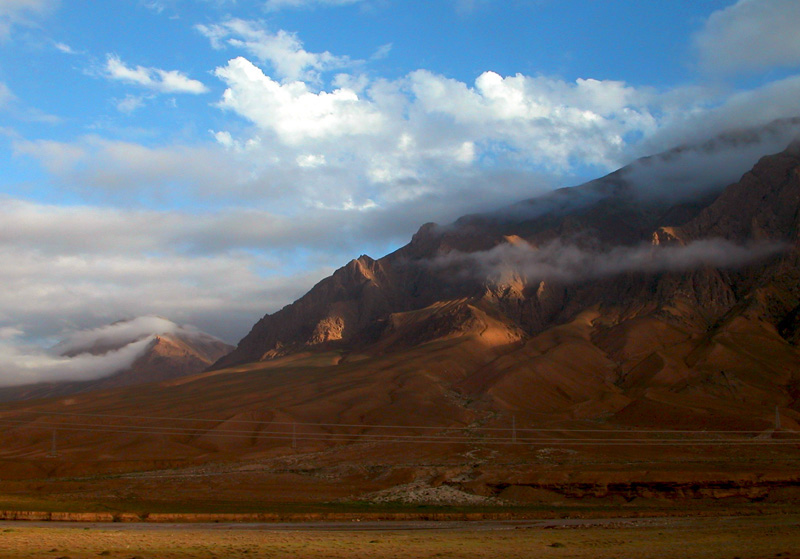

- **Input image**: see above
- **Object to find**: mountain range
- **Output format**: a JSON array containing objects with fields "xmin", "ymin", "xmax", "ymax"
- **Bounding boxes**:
[
  {"xmin": 2, "ymin": 122, "xmax": 800, "ymax": 506},
  {"xmin": 211, "ymin": 124, "xmax": 800, "ymax": 435}
]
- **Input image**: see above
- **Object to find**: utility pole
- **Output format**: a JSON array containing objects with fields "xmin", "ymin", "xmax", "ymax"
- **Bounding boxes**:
[
  {"xmin": 47, "ymin": 430, "xmax": 59, "ymax": 458},
  {"xmin": 512, "ymin": 415, "xmax": 517, "ymax": 444}
]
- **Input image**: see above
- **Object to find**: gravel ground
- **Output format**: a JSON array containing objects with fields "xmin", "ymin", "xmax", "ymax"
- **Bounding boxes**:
[{"xmin": 0, "ymin": 514, "xmax": 798, "ymax": 558}]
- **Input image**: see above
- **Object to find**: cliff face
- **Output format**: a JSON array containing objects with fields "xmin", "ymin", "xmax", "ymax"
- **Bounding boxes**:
[{"xmin": 216, "ymin": 138, "xmax": 800, "ymax": 371}]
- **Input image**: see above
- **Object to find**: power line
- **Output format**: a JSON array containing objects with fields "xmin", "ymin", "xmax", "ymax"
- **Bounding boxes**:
[
  {"xmin": 0, "ymin": 418, "xmax": 798, "ymax": 447},
  {"xmin": 3, "ymin": 417, "xmax": 796, "ymax": 442},
  {"xmin": 1, "ymin": 409, "xmax": 790, "ymax": 435}
]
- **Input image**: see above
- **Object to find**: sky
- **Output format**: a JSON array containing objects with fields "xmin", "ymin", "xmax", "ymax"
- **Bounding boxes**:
[{"xmin": 1, "ymin": 0, "xmax": 800, "ymax": 371}]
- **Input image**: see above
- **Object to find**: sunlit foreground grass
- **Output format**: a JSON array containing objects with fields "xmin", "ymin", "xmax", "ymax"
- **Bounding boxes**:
[{"xmin": 1, "ymin": 514, "xmax": 799, "ymax": 559}]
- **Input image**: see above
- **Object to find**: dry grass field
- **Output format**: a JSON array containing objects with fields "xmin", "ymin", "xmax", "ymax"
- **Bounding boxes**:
[{"xmin": 0, "ymin": 515, "xmax": 799, "ymax": 559}]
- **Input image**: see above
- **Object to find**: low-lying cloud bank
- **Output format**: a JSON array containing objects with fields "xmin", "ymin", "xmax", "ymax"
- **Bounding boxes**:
[
  {"xmin": 433, "ymin": 238, "xmax": 788, "ymax": 284},
  {"xmin": 54, "ymin": 316, "xmax": 210, "ymax": 356},
  {"xmin": 0, "ymin": 316, "xmax": 217, "ymax": 388},
  {"xmin": 625, "ymin": 118, "xmax": 800, "ymax": 203}
]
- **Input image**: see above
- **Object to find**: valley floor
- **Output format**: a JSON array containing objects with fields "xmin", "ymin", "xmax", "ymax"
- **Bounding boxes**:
[{"xmin": 1, "ymin": 514, "xmax": 799, "ymax": 558}]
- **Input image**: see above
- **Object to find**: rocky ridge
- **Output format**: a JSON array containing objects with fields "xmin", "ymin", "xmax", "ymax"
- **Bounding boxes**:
[{"xmin": 215, "ymin": 137, "xmax": 800, "ymax": 373}]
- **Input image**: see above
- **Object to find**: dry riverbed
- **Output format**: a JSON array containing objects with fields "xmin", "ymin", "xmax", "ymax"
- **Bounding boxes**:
[{"xmin": 1, "ymin": 514, "xmax": 799, "ymax": 558}]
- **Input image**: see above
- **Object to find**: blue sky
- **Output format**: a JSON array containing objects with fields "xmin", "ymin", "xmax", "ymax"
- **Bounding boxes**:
[{"xmin": 1, "ymin": 0, "xmax": 800, "ymax": 377}]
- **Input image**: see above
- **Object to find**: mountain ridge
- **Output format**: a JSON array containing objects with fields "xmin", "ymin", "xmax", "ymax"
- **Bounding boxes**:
[{"xmin": 214, "ymin": 132, "xmax": 800, "ymax": 370}]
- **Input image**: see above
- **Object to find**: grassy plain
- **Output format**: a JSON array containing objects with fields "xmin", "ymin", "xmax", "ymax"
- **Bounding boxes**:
[{"xmin": 0, "ymin": 515, "xmax": 799, "ymax": 559}]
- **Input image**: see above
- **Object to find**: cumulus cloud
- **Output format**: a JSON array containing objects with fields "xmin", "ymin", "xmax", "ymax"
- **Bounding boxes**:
[
  {"xmin": 104, "ymin": 54, "xmax": 208, "ymax": 94},
  {"xmin": 434, "ymin": 238, "xmax": 788, "ymax": 285},
  {"xmin": 199, "ymin": 16, "xmax": 800, "ymax": 191},
  {"xmin": 211, "ymin": 52, "xmax": 660, "ymax": 174},
  {"xmin": 408, "ymin": 69, "xmax": 657, "ymax": 170},
  {"xmin": 215, "ymin": 57, "xmax": 383, "ymax": 144},
  {"xmin": 198, "ymin": 19, "xmax": 354, "ymax": 83},
  {"xmin": 695, "ymin": 0, "xmax": 800, "ymax": 75},
  {"xmin": 200, "ymin": 19, "xmax": 668, "ymax": 173}
]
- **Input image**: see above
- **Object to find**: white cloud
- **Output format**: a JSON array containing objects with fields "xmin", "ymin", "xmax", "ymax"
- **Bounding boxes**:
[
  {"xmin": 453, "ymin": 0, "xmax": 492, "ymax": 15},
  {"xmin": 371, "ymin": 43, "xmax": 392, "ymax": 60},
  {"xmin": 214, "ymin": 55, "xmax": 660, "ymax": 172},
  {"xmin": 105, "ymin": 54, "xmax": 209, "ymax": 94},
  {"xmin": 0, "ymin": 333, "xmax": 155, "ymax": 387},
  {"xmin": 53, "ymin": 316, "xmax": 211, "ymax": 356},
  {"xmin": 215, "ymin": 56, "xmax": 384, "ymax": 144},
  {"xmin": 53, "ymin": 41, "xmax": 76, "ymax": 54},
  {"xmin": 198, "ymin": 19, "xmax": 353, "ymax": 83},
  {"xmin": 296, "ymin": 153, "xmax": 326, "ymax": 168},
  {"xmin": 639, "ymin": 76, "xmax": 800, "ymax": 155},
  {"xmin": 434, "ymin": 238, "xmax": 788, "ymax": 285},
  {"xmin": 408, "ymin": 69, "xmax": 658, "ymax": 169},
  {"xmin": 142, "ymin": 0, "xmax": 167, "ymax": 14},
  {"xmin": 0, "ymin": 316, "xmax": 230, "ymax": 387},
  {"xmin": 115, "ymin": 94, "xmax": 147, "ymax": 114},
  {"xmin": 262, "ymin": 0, "xmax": 364, "ymax": 11},
  {"xmin": 0, "ymin": 0, "xmax": 57, "ymax": 39},
  {"xmin": 695, "ymin": 0, "xmax": 800, "ymax": 75}
]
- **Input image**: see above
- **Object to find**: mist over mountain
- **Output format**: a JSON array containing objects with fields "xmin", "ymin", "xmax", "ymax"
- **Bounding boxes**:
[{"xmin": 0, "ymin": 317, "xmax": 232, "ymax": 401}]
